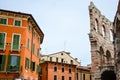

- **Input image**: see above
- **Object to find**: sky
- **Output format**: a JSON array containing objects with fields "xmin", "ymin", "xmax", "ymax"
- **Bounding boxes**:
[{"xmin": 0, "ymin": 0, "xmax": 118, "ymax": 66}]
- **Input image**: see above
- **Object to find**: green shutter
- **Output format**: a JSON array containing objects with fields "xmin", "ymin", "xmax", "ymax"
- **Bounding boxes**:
[
  {"xmin": 32, "ymin": 44, "xmax": 35, "ymax": 54},
  {"xmin": 0, "ymin": 55, "xmax": 6, "ymax": 71},
  {"xmin": 12, "ymin": 35, "xmax": 20, "ymax": 50},
  {"xmin": 25, "ymin": 58, "xmax": 29, "ymax": 69},
  {"xmin": 15, "ymin": 20, "xmax": 21, "ymax": 26},
  {"xmin": 0, "ymin": 33, "xmax": 5, "ymax": 49},
  {"xmin": 16, "ymin": 56, "xmax": 20, "ymax": 71},
  {"xmin": 0, "ymin": 18, "xmax": 6, "ymax": 24},
  {"xmin": 36, "ymin": 64, "xmax": 39, "ymax": 74},
  {"xmin": 7, "ymin": 55, "xmax": 12, "ymax": 71},
  {"xmin": 31, "ymin": 62, "xmax": 33, "ymax": 71}
]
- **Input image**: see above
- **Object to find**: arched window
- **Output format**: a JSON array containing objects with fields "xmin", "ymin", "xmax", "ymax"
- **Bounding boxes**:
[
  {"xmin": 110, "ymin": 30, "xmax": 113, "ymax": 41},
  {"xmin": 106, "ymin": 50, "xmax": 111, "ymax": 64},
  {"xmin": 95, "ymin": 19, "xmax": 98, "ymax": 32},
  {"xmin": 102, "ymin": 25, "xmax": 106, "ymax": 38}
]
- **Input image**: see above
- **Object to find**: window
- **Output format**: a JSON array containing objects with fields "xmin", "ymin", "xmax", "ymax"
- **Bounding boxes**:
[
  {"xmin": 27, "ymin": 38, "xmax": 30, "ymax": 50},
  {"xmin": 62, "ymin": 76, "xmax": 64, "ymax": 80},
  {"xmin": 36, "ymin": 64, "xmax": 39, "ymax": 74},
  {"xmin": 54, "ymin": 66, "xmax": 57, "ymax": 72},
  {"xmin": 28, "ymin": 26, "xmax": 31, "ymax": 32},
  {"xmin": 61, "ymin": 59, "xmax": 64, "ymax": 63},
  {"xmin": 12, "ymin": 34, "xmax": 20, "ymax": 51},
  {"xmin": 62, "ymin": 68, "xmax": 64, "ymax": 72},
  {"xmin": 33, "ymin": 30, "xmax": 36, "ymax": 37},
  {"xmin": 38, "ymin": 36, "xmax": 40, "ymax": 43},
  {"xmin": 50, "ymin": 57, "xmax": 52, "ymax": 61},
  {"xmin": 71, "ymin": 60, "xmax": 73, "ymax": 64},
  {"xmin": 56, "ymin": 57, "xmax": 58, "ymax": 62},
  {"xmin": 7, "ymin": 55, "xmax": 20, "ymax": 72},
  {"xmin": 25, "ymin": 58, "xmax": 29, "ymax": 69},
  {"xmin": 0, "ymin": 55, "xmax": 6, "ymax": 71},
  {"xmin": 0, "ymin": 18, "xmax": 7, "ymax": 24},
  {"xmin": 69, "ymin": 68, "xmax": 72, "ymax": 73},
  {"xmin": 102, "ymin": 25, "xmax": 106, "ymax": 38},
  {"xmin": 69, "ymin": 77, "xmax": 72, "ymax": 80},
  {"xmin": 0, "ymin": 33, "xmax": 6, "ymax": 50},
  {"xmin": 54, "ymin": 75, "xmax": 57, "ymax": 80},
  {"xmin": 37, "ymin": 48, "xmax": 40, "ymax": 57},
  {"xmin": 14, "ymin": 20, "xmax": 21, "ymax": 26},
  {"xmin": 31, "ymin": 61, "xmax": 35, "ymax": 71},
  {"xmin": 83, "ymin": 74, "xmax": 85, "ymax": 80},
  {"xmin": 32, "ymin": 43, "xmax": 35, "ymax": 54}
]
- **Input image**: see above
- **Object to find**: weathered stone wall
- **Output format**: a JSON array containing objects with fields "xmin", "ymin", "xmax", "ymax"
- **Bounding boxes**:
[{"xmin": 89, "ymin": 2, "xmax": 115, "ymax": 80}]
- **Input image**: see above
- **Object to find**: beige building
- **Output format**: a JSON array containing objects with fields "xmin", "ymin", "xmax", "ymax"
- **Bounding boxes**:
[{"xmin": 77, "ymin": 66, "xmax": 91, "ymax": 80}]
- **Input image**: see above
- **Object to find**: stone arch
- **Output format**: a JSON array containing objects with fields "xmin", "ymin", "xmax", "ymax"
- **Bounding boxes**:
[
  {"xmin": 101, "ymin": 25, "xmax": 106, "ymax": 38},
  {"xmin": 94, "ymin": 19, "xmax": 99, "ymax": 32},
  {"xmin": 101, "ymin": 70, "xmax": 116, "ymax": 80},
  {"xmin": 106, "ymin": 50, "xmax": 111, "ymax": 64}
]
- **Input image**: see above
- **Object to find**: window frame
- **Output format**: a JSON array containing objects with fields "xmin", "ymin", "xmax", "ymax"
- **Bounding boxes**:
[
  {"xmin": 0, "ymin": 18, "xmax": 8, "ymax": 25},
  {"xmin": 0, "ymin": 32, "xmax": 6, "ymax": 50},
  {"xmin": 14, "ymin": 19, "xmax": 22, "ymax": 27},
  {"xmin": 27, "ymin": 38, "xmax": 30, "ymax": 50},
  {"xmin": 11, "ymin": 33, "xmax": 21, "ymax": 51},
  {"xmin": 7, "ymin": 54, "xmax": 20, "ymax": 72}
]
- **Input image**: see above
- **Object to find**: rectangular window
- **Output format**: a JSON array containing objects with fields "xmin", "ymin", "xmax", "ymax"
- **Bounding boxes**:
[
  {"xmin": 36, "ymin": 64, "xmax": 39, "ymax": 74},
  {"xmin": 12, "ymin": 34, "xmax": 20, "ymax": 51},
  {"xmin": 31, "ymin": 61, "xmax": 35, "ymax": 71},
  {"xmin": 14, "ymin": 20, "xmax": 21, "ymax": 26},
  {"xmin": 50, "ymin": 57, "xmax": 52, "ymax": 61},
  {"xmin": 56, "ymin": 57, "xmax": 58, "ymax": 62},
  {"xmin": 0, "ymin": 55, "xmax": 6, "ymax": 71},
  {"xmin": 7, "ymin": 55, "xmax": 20, "ymax": 72},
  {"xmin": 62, "ymin": 76, "xmax": 64, "ymax": 80},
  {"xmin": 69, "ymin": 77, "xmax": 72, "ymax": 80},
  {"xmin": 69, "ymin": 68, "xmax": 72, "ymax": 73},
  {"xmin": 54, "ymin": 66, "xmax": 57, "ymax": 72},
  {"xmin": 37, "ymin": 48, "xmax": 40, "ymax": 57},
  {"xmin": 25, "ymin": 58, "xmax": 29, "ymax": 69},
  {"xmin": 62, "ymin": 68, "xmax": 64, "ymax": 72},
  {"xmin": 0, "ymin": 18, "xmax": 7, "ymax": 24},
  {"xmin": 54, "ymin": 75, "xmax": 57, "ymax": 80},
  {"xmin": 27, "ymin": 38, "xmax": 30, "ymax": 50},
  {"xmin": 0, "ymin": 33, "xmax": 6, "ymax": 50},
  {"xmin": 83, "ymin": 74, "xmax": 85, "ymax": 80},
  {"xmin": 38, "ymin": 36, "xmax": 40, "ymax": 43},
  {"xmin": 32, "ymin": 43, "xmax": 35, "ymax": 54}
]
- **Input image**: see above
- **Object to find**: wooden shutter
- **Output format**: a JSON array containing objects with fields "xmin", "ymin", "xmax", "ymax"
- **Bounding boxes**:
[
  {"xmin": 0, "ymin": 33, "xmax": 5, "ymax": 49},
  {"xmin": 7, "ymin": 55, "xmax": 11, "ymax": 71},
  {"xmin": 1, "ymin": 55, "xmax": 6, "ymax": 71},
  {"xmin": 16, "ymin": 56, "xmax": 20, "ymax": 71},
  {"xmin": 12, "ymin": 35, "xmax": 20, "ymax": 50}
]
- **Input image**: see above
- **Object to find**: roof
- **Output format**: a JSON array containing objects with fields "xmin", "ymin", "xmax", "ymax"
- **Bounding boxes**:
[
  {"xmin": 0, "ymin": 9, "xmax": 44, "ymax": 43},
  {"xmin": 41, "ymin": 51, "xmax": 81, "ymax": 66}
]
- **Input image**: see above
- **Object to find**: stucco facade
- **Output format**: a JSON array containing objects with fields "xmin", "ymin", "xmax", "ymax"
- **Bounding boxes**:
[
  {"xmin": 39, "ymin": 51, "xmax": 80, "ymax": 80},
  {"xmin": 0, "ymin": 9, "xmax": 44, "ymax": 80}
]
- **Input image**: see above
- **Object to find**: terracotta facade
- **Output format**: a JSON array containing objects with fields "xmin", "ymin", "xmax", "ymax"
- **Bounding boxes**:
[{"xmin": 0, "ymin": 9, "xmax": 44, "ymax": 80}]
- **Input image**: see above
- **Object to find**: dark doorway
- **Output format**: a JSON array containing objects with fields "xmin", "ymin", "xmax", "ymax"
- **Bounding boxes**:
[{"xmin": 101, "ymin": 70, "xmax": 116, "ymax": 80}]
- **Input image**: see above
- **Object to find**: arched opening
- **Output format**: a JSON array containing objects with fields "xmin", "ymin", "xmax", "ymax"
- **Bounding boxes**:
[
  {"xmin": 94, "ymin": 19, "xmax": 98, "ymax": 32},
  {"xmin": 99, "ymin": 47, "xmax": 104, "ymax": 65},
  {"xmin": 102, "ymin": 25, "xmax": 106, "ymax": 38},
  {"xmin": 110, "ymin": 30, "xmax": 113, "ymax": 41},
  {"xmin": 106, "ymin": 50, "xmax": 111, "ymax": 64},
  {"xmin": 101, "ymin": 70, "xmax": 116, "ymax": 80}
]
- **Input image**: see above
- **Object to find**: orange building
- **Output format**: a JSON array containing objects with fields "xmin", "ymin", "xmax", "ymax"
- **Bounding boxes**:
[
  {"xmin": 39, "ymin": 51, "xmax": 80, "ymax": 80},
  {"xmin": 0, "ymin": 9, "xmax": 44, "ymax": 80}
]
